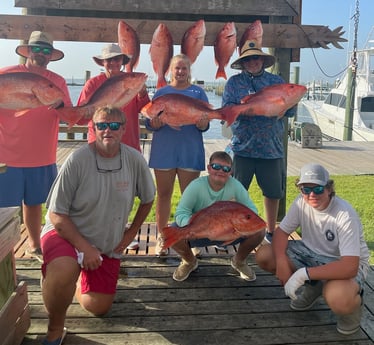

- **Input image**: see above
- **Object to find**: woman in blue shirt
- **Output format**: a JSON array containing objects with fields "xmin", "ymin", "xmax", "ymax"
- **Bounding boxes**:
[{"xmin": 145, "ymin": 54, "xmax": 210, "ymax": 256}]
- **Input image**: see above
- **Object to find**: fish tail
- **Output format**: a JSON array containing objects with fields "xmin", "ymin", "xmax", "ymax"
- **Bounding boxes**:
[
  {"xmin": 215, "ymin": 68, "xmax": 227, "ymax": 80},
  {"xmin": 162, "ymin": 225, "xmax": 184, "ymax": 249},
  {"xmin": 57, "ymin": 106, "xmax": 90, "ymax": 128},
  {"xmin": 219, "ymin": 105, "xmax": 241, "ymax": 126},
  {"xmin": 156, "ymin": 77, "xmax": 167, "ymax": 89}
]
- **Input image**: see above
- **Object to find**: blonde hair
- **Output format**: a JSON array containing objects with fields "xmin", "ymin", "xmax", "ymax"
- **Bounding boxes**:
[
  {"xmin": 209, "ymin": 151, "xmax": 232, "ymax": 165},
  {"xmin": 92, "ymin": 106, "xmax": 126, "ymax": 124},
  {"xmin": 169, "ymin": 54, "xmax": 192, "ymax": 84}
]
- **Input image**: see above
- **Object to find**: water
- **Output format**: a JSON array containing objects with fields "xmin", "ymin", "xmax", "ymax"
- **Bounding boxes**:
[{"xmin": 63, "ymin": 85, "xmax": 312, "ymax": 141}]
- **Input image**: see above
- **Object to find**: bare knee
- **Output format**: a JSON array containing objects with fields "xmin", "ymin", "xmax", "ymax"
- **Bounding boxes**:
[
  {"xmin": 78, "ymin": 292, "xmax": 115, "ymax": 316},
  {"xmin": 324, "ymin": 280, "xmax": 361, "ymax": 314},
  {"xmin": 255, "ymin": 244, "xmax": 275, "ymax": 272}
]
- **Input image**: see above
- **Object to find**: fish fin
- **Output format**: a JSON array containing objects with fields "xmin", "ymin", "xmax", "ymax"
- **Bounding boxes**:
[
  {"xmin": 240, "ymin": 94, "xmax": 255, "ymax": 103},
  {"xmin": 162, "ymin": 226, "xmax": 184, "ymax": 249},
  {"xmin": 221, "ymin": 240, "xmax": 234, "ymax": 246},
  {"xmin": 215, "ymin": 68, "xmax": 227, "ymax": 80},
  {"xmin": 14, "ymin": 109, "xmax": 29, "ymax": 117}
]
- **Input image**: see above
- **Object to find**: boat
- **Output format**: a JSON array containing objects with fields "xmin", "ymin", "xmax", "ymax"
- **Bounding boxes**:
[{"xmin": 302, "ymin": 27, "xmax": 374, "ymax": 141}]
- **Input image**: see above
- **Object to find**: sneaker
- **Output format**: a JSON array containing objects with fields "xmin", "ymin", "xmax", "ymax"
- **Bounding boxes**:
[
  {"xmin": 214, "ymin": 244, "xmax": 227, "ymax": 251},
  {"xmin": 191, "ymin": 247, "xmax": 201, "ymax": 257},
  {"xmin": 155, "ymin": 236, "xmax": 169, "ymax": 257},
  {"xmin": 42, "ymin": 327, "xmax": 67, "ymax": 345},
  {"xmin": 126, "ymin": 240, "xmax": 139, "ymax": 250},
  {"xmin": 336, "ymin": 304, "xmax": 363, "ymax": 335},
  {"xmin": 173, "ymin": 258, "xmax": 198, "ymax": 282},
  {"xmin": 25, "ymin": 247, "xmax": 43, "ymax": 263},
  {"xmin": 290, "ymin": 281, "xmax": 323, "ymax": 311},
  {"xmin": 264, "ymin": 231, "xmax": 273, "ymax": 244},
  {"xmin": 230, "ymin": 257, "xmax": 256, "ymax": 281}
]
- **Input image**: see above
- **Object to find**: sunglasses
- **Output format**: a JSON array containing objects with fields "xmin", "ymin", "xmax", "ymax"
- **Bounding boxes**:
[
  {"xmin": 94, "ymin": 122, "xmax": 123, "ymax": 131},
  {"xmin": 31, "ymin": 46, "xmax": 52, "ymax": 55},
  {"xmin": 300, "ymin": 185, "xmax": 325, "ymax": 195},
  {"xmin": 95, "ymin": 148, "xmax": 122, "ymax": 173},
  {"xmin": 210, "ymin": 163, "xmax": 232, "ymax": 173}
]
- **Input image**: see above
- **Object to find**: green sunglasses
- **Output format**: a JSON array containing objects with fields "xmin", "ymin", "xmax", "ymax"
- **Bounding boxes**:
[{"xmin": 31, "ymin": 46, "xmax": 52, "ymax": 55}]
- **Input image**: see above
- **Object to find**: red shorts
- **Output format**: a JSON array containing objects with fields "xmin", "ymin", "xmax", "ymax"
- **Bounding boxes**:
[{"xmin": 41, "ymin": 230, "xmax": 121, "ymax": 294}]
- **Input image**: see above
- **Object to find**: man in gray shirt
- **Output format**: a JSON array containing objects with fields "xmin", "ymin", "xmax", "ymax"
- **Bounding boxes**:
[{"xmin": 40, "ymin": 106, "xmax": 155, "ymax": 345}]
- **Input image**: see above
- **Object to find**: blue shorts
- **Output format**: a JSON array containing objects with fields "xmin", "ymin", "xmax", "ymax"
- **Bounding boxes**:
[
  {"xmin": 287, "ymin": 240, "xmax": 366, "ymax": 291},
  {"xmin": 233, "ymin": 156, "xmax": 285, "ymax": 199},
  {"xmin": 0, "ymin": 164, "xmax": 57, "ymax": 206}
]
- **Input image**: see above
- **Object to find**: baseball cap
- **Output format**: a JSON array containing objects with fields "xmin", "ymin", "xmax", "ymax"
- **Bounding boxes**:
[{"xmin": 297, "ymin": 163, "xmax": 329, "ymax": 186}]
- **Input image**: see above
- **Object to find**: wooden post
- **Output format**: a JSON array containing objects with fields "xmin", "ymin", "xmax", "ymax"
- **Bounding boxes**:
[
  {"xmin": 269, "ymin": 16, "xmax": 293, "ymax": 221},
  {"xmin": 343, "ymin": 66, "xmax": 355, "ymax": 140}
]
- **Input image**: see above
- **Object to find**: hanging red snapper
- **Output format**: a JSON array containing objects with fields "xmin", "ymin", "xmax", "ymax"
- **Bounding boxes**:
[
  {"xmin": 118, "ymin": 20, "xmax": 140, "ymax": 72},
  {"xmin": 238, "ymin": 20, "xmax": 263, "ymax": 54},
  {"xmin": 214, "ymin": 22, "xmax": 237, "ymax": 80},
  {"xmin": 149, "ymin": 23, "xmax": 174, "ymax": 89},
  {"xmin": 140, "ymin": 93, "xmax": 238, "ymax": 129},
  {"xmin": 162, "ymin": 201, "xmax": 266, "ymax": 249},
  {"xmin": 181, "ymin": 19, "xmax": 206, "ymax": 64},
  {"xmin": 221, "ymin": 83, "xmax": 307, "ymax": 119}
]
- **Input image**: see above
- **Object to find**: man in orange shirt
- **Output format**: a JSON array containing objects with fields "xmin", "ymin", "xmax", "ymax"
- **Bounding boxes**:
[{"xmin": 0, "ymin": 31, "xmax": 73, "ymax": 262}]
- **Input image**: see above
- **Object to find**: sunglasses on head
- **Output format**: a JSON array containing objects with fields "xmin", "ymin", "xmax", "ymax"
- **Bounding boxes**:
[
  {"xmin": 210, "ymin": 163, "xmax": 232, "ymax": 173},
  {"xmin": 300, "ymin": 185, "xmax": 325, "ymax": 195},
  {"xmin": 94, "ymin": 122, "xmax": 123, "ymax": 131},
  {"xmin": 31, "ymin": 46, "xmax": 52, "ymax": 55}
]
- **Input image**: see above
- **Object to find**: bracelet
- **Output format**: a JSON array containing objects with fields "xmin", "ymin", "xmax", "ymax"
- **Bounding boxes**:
[{"xmin": 305, "ymin": 267, "xmax": 311, "ymax": 281}]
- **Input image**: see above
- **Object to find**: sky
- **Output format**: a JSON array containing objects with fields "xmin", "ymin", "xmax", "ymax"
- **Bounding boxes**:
[{"xmin": 0, "ymin": 0, "xmax": 372, "ymax": 85}]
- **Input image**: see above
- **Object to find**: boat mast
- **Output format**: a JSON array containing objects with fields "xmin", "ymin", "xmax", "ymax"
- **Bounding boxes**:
[{"xmin": 343, "ymin": 0, "xmax": 360, "ymax": 140}]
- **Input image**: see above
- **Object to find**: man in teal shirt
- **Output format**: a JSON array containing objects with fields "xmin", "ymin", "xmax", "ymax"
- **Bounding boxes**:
[{"xmin": 170, "ymin": 151, "xmax": 265, "ymax": 281}]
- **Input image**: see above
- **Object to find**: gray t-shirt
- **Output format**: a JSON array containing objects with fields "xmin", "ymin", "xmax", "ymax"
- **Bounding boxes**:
[{"xmin": 42, "ymin": 143, "xmax": 155, "ymax": 257}]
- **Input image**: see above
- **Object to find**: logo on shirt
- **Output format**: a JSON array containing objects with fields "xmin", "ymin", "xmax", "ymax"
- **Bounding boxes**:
[{"xmin": 325, "ymin": 229, "xmax": 335, "ymax": 241}]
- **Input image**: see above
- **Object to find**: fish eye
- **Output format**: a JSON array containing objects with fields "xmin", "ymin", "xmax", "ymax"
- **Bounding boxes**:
[{"xmin": 246, "ymin": 214, "xmax": 252, "ymax": 219}]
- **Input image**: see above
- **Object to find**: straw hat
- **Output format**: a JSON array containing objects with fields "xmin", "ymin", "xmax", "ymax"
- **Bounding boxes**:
[
  {"xmin": 231, "ymin": 39, "xmax": 275, "ymax": 70},
  {"xmin": 93, "ymin": 44, "xmax": 130, "ymax": 66},
  {"xmin": 16, "ymin": 31, "xmax": 64, "ymax": 62}
]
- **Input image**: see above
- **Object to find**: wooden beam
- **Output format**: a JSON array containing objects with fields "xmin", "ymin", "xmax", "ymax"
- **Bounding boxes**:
[
  {"xmin": 15, "ymin": 0, "xmax": 301, "ymax": 17},
  {"xmin": 0, "ymin": 15, "xmax": 347, "ymax": 49}
]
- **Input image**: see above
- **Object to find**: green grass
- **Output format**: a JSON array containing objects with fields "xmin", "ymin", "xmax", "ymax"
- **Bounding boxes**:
[{"xmin": 42, "ymin": 175, "xmax": 374, "ymax": 264}]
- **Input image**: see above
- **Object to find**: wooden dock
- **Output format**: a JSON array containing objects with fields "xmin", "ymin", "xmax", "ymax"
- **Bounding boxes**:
[
  {"xmin": 12, "ymin": 138, "xmax": 374, "ymax": 344},
  {"xmin": 14, "ymin": 223, "xmax": 374, "ymax": 345},
  {"xmin": 15, "ymin": 253, "xmax": 374, "ymax": 345}
]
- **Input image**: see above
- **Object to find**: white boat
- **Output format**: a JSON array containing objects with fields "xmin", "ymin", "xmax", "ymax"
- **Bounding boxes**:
[{"xmin": 302, "ymin": 28, "xmax": 374, "ymax": 141}]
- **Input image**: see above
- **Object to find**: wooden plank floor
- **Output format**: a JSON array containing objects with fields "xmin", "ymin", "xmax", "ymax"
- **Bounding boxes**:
[{"xmin": 16, "ymin": 254, "xmax": 374, "ymax": 345}]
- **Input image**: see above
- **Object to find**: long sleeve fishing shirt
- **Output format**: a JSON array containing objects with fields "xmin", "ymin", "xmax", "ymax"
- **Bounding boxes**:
[{"xmin": 222, "ymin": 70, "xmax": 295, "ymax": 159}]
